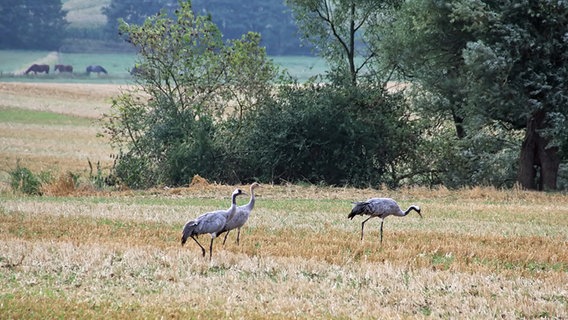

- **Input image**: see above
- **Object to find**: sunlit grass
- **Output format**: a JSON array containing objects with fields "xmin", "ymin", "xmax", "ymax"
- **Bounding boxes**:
[
  {"xmin": 1, "ymin": 169, "xmax": 568, "ymax": 319},
  {"xmin": 1, "ymin": 75, "xmax": 567, "ymax": 318},
  {"xmin": 0, "ymin": 51, "xmax": 49, "ymax": 73},
  {"xmin": 0, "ymin": 107, "xmax": 91, "ymax": 126},
  {"xmin": 0, "ymin": 50, "xmax": 328, "ymax": 84}
]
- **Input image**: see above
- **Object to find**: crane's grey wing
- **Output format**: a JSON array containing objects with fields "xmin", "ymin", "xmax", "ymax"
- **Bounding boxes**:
[
  {"xmin": 369, "ymin": 198, "xmax": 401, "ymax": 216},
  {"xmin": 181, "ymin": 209, "xmax": 227, "ymax": 245},
  {"xmin": 225, "ymin": 207, "xmax": 250, "ymax": 230},
  {"xmin": 348, "ymin": 200, "xmax": 374, "ymax": 219},
  {"xmin": 348, "ymin": 198, "xmax": 399, "ymax": 219},
  {"xmin": 198, "ymin": 210, "xmax": 228, "ymax": 234}
]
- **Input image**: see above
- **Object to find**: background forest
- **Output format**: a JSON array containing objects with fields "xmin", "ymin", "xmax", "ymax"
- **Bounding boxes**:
[
  {"xmin": 2, "ymin": 0, "xmax": 568, "ymax": 191},
  {"xmin": 0, "ymin": 0, "xmax": 308, "ymax": 55}
]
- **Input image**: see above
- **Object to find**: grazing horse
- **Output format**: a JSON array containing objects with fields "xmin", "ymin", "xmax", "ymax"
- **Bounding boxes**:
[
  {"xmin": 86, "ymin": 65, "xmax": 108, "ymax": 75},
  {"xmin": 55, "ymin": 64, "xmax": 73, "ymax": 73},
  {"xmin": 24, "ymin": 64, "xmax": 49, "ymax": 74}
]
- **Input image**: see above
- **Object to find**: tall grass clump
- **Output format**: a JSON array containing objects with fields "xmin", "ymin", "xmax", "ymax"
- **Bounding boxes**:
[{"xmin": 9, "ymin": 163, "xmax": 47, "ymax": 195}]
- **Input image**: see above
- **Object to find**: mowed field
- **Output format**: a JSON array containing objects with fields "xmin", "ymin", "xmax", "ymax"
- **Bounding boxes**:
[{"xmin": 1, "ymin": 81, "xmax": 568, "ymax": 319}]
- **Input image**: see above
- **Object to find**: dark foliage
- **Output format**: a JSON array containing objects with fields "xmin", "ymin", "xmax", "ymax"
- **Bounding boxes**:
[
  {"xmin": 230, "ymin": 84, "xmax": 420, "ymax": 187},
  {"xmin": 0, "ymin": 0, "xmax": 68, "ymax": 50},
  {"xmin": 102, "ymin": 0, "xmax": 309, "ymax": 55}
]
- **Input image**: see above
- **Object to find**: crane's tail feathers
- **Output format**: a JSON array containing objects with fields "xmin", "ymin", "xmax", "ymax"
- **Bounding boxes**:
[
  {"xmin": 181, "ymin": 220, "xmax": 198, "ymax": 246},
  {"xmin": 347, "ymin": 202, "xmax": 365, "ymax": 219},
  {"xmin": 347, "ymin": 210, "xmax": 358, "ymax": 220},
  {"xmin": 348, "ymin": 201, "xmax": 368, "ymax": 219}
]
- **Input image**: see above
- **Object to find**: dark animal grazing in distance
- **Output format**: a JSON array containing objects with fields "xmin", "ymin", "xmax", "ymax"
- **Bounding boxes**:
[
  {"xmin": 55, "ymin": 64, "xmax": 73, "ymax": 73},
  {"xmin": 348, "ymin": 197, "xmax": 422, "ymax": 244},
  {"xmin": 86, "ymin": 65, "xmax": 107, "ymax": 75},
  {"xmin": 24, "ymin": 64, "xmax": 49, "ymax": 74}
]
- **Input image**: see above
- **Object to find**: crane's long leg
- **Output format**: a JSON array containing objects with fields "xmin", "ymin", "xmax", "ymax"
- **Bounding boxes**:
[
  {"xmin": 379, "ymin": 219, "xmax": 384, "ymax": 244},
  {"xmin": 361, "ymin": 216, "xmax": 374, "ymax": 241},
  {"xmin": 209, "ymin": 238, "xmax": 215, "ymax": 261},
  {"xmin": 236, "ymin": 228, "xmax": 241, "ymax": 245},
  {"xmin": 191, "ymin": 236, "xmax": 206, "ymax": 257},
  {"xmin": 221, "ymin": 230, "xmax": 230, "ymax": 245}
]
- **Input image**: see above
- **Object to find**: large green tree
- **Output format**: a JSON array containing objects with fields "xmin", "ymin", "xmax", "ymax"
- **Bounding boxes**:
[
  {"xmin": 102, "ymin": 0, "xmax": 177, "ymax": 40},
  {"xmin": 193, "ymin": 0, "xmax": 306, "ymax": 55},
  {"xmin": 378, "ymin": 0, "xmax": 473, "ymax": 139},
  {"xmin": 457, "ymin": 0, "xmax": 568, "ymax": 190},
  {"xmin": 103, "ymin": 0, "xmax": 279, "ymax": 188},
  {"xmin": 0, "ymin": 0, "xmax": 68, "ymax": 50},
  {"xmin": 278, "ymin": 0, "xmax": 422, "ymax": 187},
  {"xmin": 287, "ymin": 0, "xmax": 400, "ymax": 86},
  {"xmin": 382, "ymin": 0, "xmax": 568, "ymax": 190}
]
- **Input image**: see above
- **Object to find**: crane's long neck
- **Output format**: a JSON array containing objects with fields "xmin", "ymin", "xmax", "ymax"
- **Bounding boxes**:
[
  {"xmin": 227, "ymin": 193, "xmax": 238, "ymax": 220},
  {"xmin": 404, "ymin": 205, "xmax": 420, "ymax": 216},
  {"xmin": 245, "ymin": 187, "xmax": 256, "ymax": 210}
]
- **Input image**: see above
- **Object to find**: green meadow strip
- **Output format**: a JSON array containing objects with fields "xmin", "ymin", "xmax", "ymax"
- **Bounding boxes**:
[{"xmin": 0, "ymin": 107, "xmax": 92, "ymax": 126}]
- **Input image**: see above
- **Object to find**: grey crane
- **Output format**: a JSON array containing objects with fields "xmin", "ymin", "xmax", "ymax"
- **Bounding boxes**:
[
  {"xmin": 348, "ymin": 197, "xmax": 422, "ymax": 243},
  {"xmin": 181, "ymin": 188, "xmax": 246, "ymax": 260},
  {"xmin": 219, "ymin": 182, "xmax": 261, "ymax": 245}
]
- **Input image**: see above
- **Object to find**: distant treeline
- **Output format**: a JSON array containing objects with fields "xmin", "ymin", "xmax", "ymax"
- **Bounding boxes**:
[{"xmin": 0, "ymin": 0, "xmax": 310, "ymax": 55}]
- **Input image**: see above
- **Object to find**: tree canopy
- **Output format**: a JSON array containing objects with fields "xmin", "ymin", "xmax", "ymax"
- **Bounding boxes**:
[
  {"xmin": 0, "ymin": 0, "xmax": 67, "ymax": 50},
  {"xmin": 379, "ymin": 0, "xmax": 568, "ymax": 190},
  {"xmin": 104, "ymin": 1, "xmax": 280, "ymax": 188},
  {"xmin": 102, "ymin": 0, "xmax": 309, "ymax": 55}
]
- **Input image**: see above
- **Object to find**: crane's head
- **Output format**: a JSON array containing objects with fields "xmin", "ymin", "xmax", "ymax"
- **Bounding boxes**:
[
  {"xmin": 232, "ymin": 188, "xmax": 246, "ymax": 197},
  {"xmin": 412, "ymin": 205, "xmax": 422, "ymax": 218},
  {"xmin": 250, "ymin": 182, "xmax": 261, "ymax": 190}
]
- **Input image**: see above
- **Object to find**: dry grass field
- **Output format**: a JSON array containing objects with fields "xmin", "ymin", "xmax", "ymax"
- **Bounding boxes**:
[{"xmin": 0, "ymin": 81, "xmax": 567, "ymax": 319}]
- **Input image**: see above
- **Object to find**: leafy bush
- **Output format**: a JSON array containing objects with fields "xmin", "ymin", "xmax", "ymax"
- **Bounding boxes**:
[
  {"xmin": 103, "ymin": 3, "xmax": 280, "ymax": 189},
  {"xmin": 231, "ymin": 84, "xmax": 420, "ymax": 187},
  {"xmin": 9, "ymin": 164, "xmax": 44, "ymax": 195},
  {"xmin": 403, "ymin": 116, "xmax": 521, "ymax": 189}
]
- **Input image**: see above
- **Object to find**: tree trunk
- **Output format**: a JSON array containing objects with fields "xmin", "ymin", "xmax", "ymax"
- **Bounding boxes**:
[
  {"xmin": 451, "ymin": 109, "xmax": 466, "ymax": 139},
  {"xmin": 517, "ymin": 111, "xmax": 560, "ymax": 190}
]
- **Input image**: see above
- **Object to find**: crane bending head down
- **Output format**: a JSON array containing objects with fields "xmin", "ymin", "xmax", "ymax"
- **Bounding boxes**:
[{"xmin": 348, "ymin": 197, "xmax": 422, "ymax": 243}]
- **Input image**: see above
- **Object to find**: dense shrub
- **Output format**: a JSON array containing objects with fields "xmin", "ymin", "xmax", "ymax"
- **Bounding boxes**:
[
  {"xmin": 103, "ymin": 3, "xmax": 281, "ymax": 189},
  {"xmin": 230, "ymin": 84, "xmax": 420, "ymax": 187},
  {"xmin": 410, "ymin": 126, "xmax": 520, "ymax": 189},
  {"xmin": 9, "ymin": 164, "xmax": 45, "ymax": 195}
]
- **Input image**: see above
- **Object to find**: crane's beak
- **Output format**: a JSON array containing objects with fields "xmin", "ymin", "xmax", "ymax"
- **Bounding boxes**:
[{"xmin": 417, "ymin": 211, "xmax": 423, "ymax": 218}]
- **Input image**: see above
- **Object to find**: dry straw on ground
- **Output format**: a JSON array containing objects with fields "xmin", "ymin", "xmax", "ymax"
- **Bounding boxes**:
[
  {"xmin": 0, "ymin": 82, "xmax": 567, "ymax": 318},
  {"xmin": 1, "ymin": 185, "xmax": 567, "ymax": 319}
]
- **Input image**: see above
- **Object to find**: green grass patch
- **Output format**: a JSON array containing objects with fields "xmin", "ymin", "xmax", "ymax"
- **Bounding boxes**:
[
  {"xmin": 272, "ymin": 55, "xmax": 328, "ymax": 82},
  {"xmin": 0, "ymin": 107, "xmax": 92, "ymax": 126},
  {"xmin": 0, "ymin": 50, "xmax": 328, "ymax": 83},
  {"xmin": 56, "ymin": 52, "xmax": 136, "ymax": 76},
  {"xmin": 0, "ymin": 50, "xmax": 50, "ymax": 73}
]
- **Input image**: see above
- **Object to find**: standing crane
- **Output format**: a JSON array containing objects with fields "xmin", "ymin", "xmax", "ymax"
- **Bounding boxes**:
[
  {"xmin": 181, "ymin": 188, "xmax": 246, "ymax": 260},
  {"xmin": 219, "ymin": 182, "xmax": 261, "ymax": 245},
  {"xmin": 348, "ymin": 197, "xmax": 422, "ymax": 244}
]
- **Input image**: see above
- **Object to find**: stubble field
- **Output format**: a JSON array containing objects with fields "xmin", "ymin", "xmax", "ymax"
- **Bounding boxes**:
[{"xmin": 0, "ymin": 81, "xmax": 567, "ymax": 319}]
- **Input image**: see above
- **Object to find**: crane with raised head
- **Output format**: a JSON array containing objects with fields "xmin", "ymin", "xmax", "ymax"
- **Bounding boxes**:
[
  {"xmin": 182, "ymin": 188, "xmax": 246, "ymax": 260},
  {"xmin": 220, "ymin": 182, "xmax": 261, "ymax": 245},
  {"xmin": 348, "ymin": 197, "xmax": 422, "ymax": 244}
]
